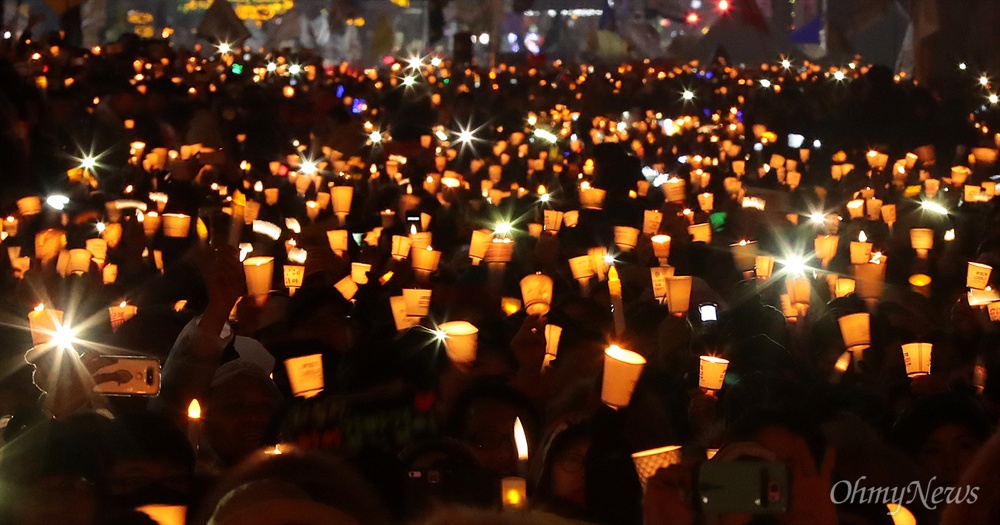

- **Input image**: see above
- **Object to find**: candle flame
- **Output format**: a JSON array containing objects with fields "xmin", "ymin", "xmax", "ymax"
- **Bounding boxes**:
[
  {"xmin": 608, "ymin": 265, "xmax": 619, "ymax": 281},
  {"xmin": 253, "ymin": 181, "xmax": 263, "ymax": 192},
  {"xmin": 834, "ymin": 351, "xmax": 851, "ymax": 372},
  {"xmin": 406, "ymin": 184, "xmax": 413, "ymax": 195},
  {"xmin": 870, "ymin": 252, "xmax": 883, "ymax": 264},
  {"xmin": 410, "ymin": 224, "xmax": 418, "ymax": 235},
  {"xmin": 945, "ymin": 229, "xmax": 956, "ymax": 241},
  {"xmin": 187, "ymin": 399, "xmax": 201, "ymax": 419},
  {"xmin": 379, "ymin": 271, "xmax": 394, "ymax": 285},
  {"xmin": 34, "ymin": 303, "xmax": 44, "ymax": 312},
  {"xmin": 859, "ymin": 231, "xmax": 868, "ymax": 243},
  {"xmin": 119, "ymin": 301, "xmax": 127, "ymax": 308},
  {"xmin": 537, "ymin": 185, "xmax": 547, "ymax": 195},
  {"xmin": 514, "ymin": 417, "xmax": 528, "ymax": 461}
]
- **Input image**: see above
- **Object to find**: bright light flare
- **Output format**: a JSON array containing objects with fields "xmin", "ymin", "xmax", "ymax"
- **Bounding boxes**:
[
  {"xmin": 494, "ymin": 221, "xmax": 513, "ymax": 236},
  {"xmin": 681, "ymin": 89, "xmax": 695, "ymax": 101},
  {"xmin": 402, "ymin": 75, "xmax": 417, "ymax": 87},
  {"xmin": 216, "ymin": 42, "xmax": 232, "ymax": 54},
  {"xmin": 288, "ymin": 64, "xmax": 301, "ymax": 76},
  {"xmin": 783, "ymin": 255, "xmax": 808, "ymax": 276},
  {"xmin": 80, "ymin": 156, "xmax": 97, "ymax": 170},
  {"xmin": 920, "ymin": 200, "xmax": 949, "ymax": 215},
  {"xmin": 46, "ymin": 195, "xmax": 70, "ymax": 210}
]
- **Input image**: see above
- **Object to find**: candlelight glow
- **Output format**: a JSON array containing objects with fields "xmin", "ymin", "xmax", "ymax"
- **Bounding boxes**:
[
  {"xmin": 187, "ymin": 399, "xmax": 201, "ymax": 419},
  {"xmin": 495, "ymin": 221, "xmax": 513, "ymax": 236},
  {"xmin": 944, "ymin": 229, "xmax": 956, "ymax": 241},
  {"xmin": 514, "ymin": 417, "xmax": 528, "ymax": 460},
  {"xmin": 858, "ymin": 231, "xmax": 867, "ymax": 243}
]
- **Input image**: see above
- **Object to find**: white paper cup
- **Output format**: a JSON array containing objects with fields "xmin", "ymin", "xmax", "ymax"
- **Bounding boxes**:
[
  {"xmin": 438, "ymin": 321, "xmax": 479, "ymax": 364},
  {"xmin": 835, "ymin": 277, "xmax": 856, "ymax": 298},
  {"xmin": 28, "ymin": 307, "xmax": 64, "ymax": 348},
  {"xmin": 351, "ymin": 262, "xmax": 371, "ymax": 284},
  {"xmin": 283, "ymin": 265, "xmax": 305, "ymax": 289},
  {"xmin": 162, "ymin": 214, "xmax": 192, "ymax": 238},
  {"xmin": 902, "ymin": 343, "xmax": 932, "ymax": 377},
  {"xmin": 243, "ymin": 256, "xmax": 274, "ymax": 298},
  {"xmin": 544, "ymin": 324, "xmax": 562, "ymax": 357},
  {"xmin": 403, "ymin": 288, "xmax": 432, "ymax": 317},
  {"xmin": 35, "ymin": 229, "xmax": 65, "ymax": 263},
  {"xmin": 469, "ymin": 230, "xmax": 493, "ymax": 262},
  {"xmin": 103, "ymin": 263, "xmax": 118, "ymax": 285},
  {"xmin": 543, "ymin": 210, "xmax": 564, "ymax": 232},
  {"xmin": 580, "ymin": 188, "xmax": 606, "ymax": 209},
  {"xmin": 391, "ymin": 235, "xmax": 412, "ymax": 259},
  {"xmin": 562, "ymin": 210, "xmax": 579, "ymax": 228},
  {"xmin": 602, "ymin": 345, "xmax": 647, "ymax": 408},
  {"xmin": 967, "ymin": 262, "xmax": 993, "ymax": 290},
  {"xmin": 520, "ymin": 273, "xmax": 554, "ymax": 316},
  {"xmin": 334, "ymin": 276, "xmax": 358, "ymax": 301},
  {"xmin": 910, "ymin": 228, "xmax": 933, "ymax": 258},
  {"xmin": 85, "ymin": 238, "xmax": 108, "ymax": 261},
  {"xmin": 688, "ymin": 223, "xmax": 711, "ymax": 244},
  {"xmin": 643, "ymin": 210, "xmax": 663, "ymax": 236},
  {"xmin": 136, "ymin": 504, "xmax": 187, "ymax": 525},
  {"xmin": 17, "ymin": 196, "xmax": 42, "ymax": 216},
  {"xmin": 699, "ymin": 355, "xmax": 729, "ymax": 390},
  {"xmin": 632, "ymin": 445, "xmax": 682, "ymax": 489},
  {"xmin": 284, "ymin": 354, "xmax": 324, "ymax": 398},
  {"xmin": 326, "ymin": 230, "xmax": 349, "ymax": 255},
  {"xmin": 909, "ymin": 273, "xmax": 932, "ymax": 298},
  {"xmin": 838, "ymin": 313, "xmax": 871, "ymax": 354},
  {"xmin": 614, "ymin": 226, "xmax": 640, "ymax": 252},
  {"xmin": 666, "ymin": 276, "xmax": 692, "ymax": 315},
  {"xmin": 68, "ymin": 249, "xmax": 92, "ymax": 275},
  {"xmin": 730, "ymin": 240, "xmax": 757, "ymax": 272}
]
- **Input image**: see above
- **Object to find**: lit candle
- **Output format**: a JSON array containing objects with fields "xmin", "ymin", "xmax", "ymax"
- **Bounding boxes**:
[
  {"xmin": 327, "ymin": 230, "xmax": 349, "ymax": 256},
  {"xmin": 850, "ymin": 231, "xmax": 872, "ymax": 265},
  {"xmin": 28, "ymin": 303, "xmax": 64, "ymax": 347},
  {"xmin": 243, "ymin": 256, "xmax": 274, "ymax": 303},
  {"xmin": 332, "ymin": 186, "xmax": 353, "ymax": 225},
  {"xmin": 901, "ymin": 343, "xmax": 933, "ymax": 377},
  {"xmin": 699, "ymin": 355, "xmax": 730, "ymax": 391},
  {"xmin": 187, "ymin": 399, "xmax": 201, "ymax": 452},
  {"xmin": 651, "ymin": 235, "xmax": 671, "ymax": 266},
  {"xmin": 613, "ymin": 226, "xmax": 639, "ymax": 252},
  {"xmin": 729, "ymin": 239, "xmax": 757, "ymax": 273},
  {"xmin": 642, "ymin": 210, "xmax": 662, "ymax": 236},
  {"xmin": 469, "ymin": 230, "xmax": 493, "ymax": 265},
  {"xmin": 815, "ymin": 234, "xmax": 839, "ymax": 268},
  {"xmin": 109, "ymin": 301, "xmax": 138, "ymax": 331},
  {"xmin": 411, "ymin": 245, "xmax": 442, "ymax": 281},
  {"xmin": 608, "ymin": 266, "xmax": 625, "ymax": 336},
  {"xmin": 910, "ymin": 228, "xmax": 933, "ymax": 259},
  {"xmin": 284, "ymin": 265, "xmax": 305, "ymax": 295},
  {"xmin": 838, "ymin": 313, "xmax": 871, "ymax": 361}
]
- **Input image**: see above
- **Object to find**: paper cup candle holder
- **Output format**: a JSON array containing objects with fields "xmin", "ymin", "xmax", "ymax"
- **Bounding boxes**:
[{"xmin": 602, "ymin": 345, "xmax": 646, "ymax": 408}]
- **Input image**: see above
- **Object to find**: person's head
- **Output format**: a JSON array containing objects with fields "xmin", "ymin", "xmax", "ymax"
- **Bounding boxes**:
[
  {"xmin": 285, "ymin": 285, "xmax": 355, "ymax": 354},
  {"xmin": 890, "ymin": 393, "xmax": 992, "ymax": 484},
  {"xmin": 199, "ymin": 448, "xmax": 390, "ymax": 525},
  {"xmin": 205, "ymin": 361, "xmax": 283, "ymax": 467},
  {"xmin": 447, "ymin": 381, "xmax": 538, "ymax": 478},
  {"xmin": 534, "ymin": 422, "xmax": 592, "ymax": 510},
  {"xmin": 105, "ymin": 411, "xmax": 195, "ymax": 509},
  {"xmin": 0, "ymin": 414, "xmax": 111, "ymax": 525}
]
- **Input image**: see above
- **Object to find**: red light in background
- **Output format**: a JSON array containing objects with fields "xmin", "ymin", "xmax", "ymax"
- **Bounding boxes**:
[
  {"xmin": 686, "ymin": 12, "xmax": 700, "ymax": 24},
  {"xmin": 718, "ymin": 0, "xmax": 729, "ymax": 10}
]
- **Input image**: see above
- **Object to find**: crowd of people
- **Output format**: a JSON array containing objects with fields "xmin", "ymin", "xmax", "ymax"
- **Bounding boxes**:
[{"xmin": 2, "ymin": 32, "xmax": 1000, "ymax": 525}]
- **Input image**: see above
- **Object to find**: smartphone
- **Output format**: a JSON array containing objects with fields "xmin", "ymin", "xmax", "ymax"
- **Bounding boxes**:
[
  {"xmin": 92, "ymin": 357, "xmax": 161, "ymax": 396},
  {"xmin": 406, "ymin": 213, "xmax": 422, "ymax": 231},
  {"xmin": 697, "ymin": 460, "xmax": 789, "ymax": 515},
  {"xmin": 699, "ymin": 303, "xmax": 718, "ymax": 322}
]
